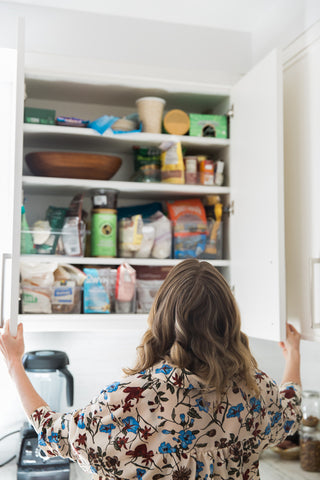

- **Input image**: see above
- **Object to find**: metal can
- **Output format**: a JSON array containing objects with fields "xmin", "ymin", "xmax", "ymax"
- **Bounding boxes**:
[{"xmin": 91, "ymin": 208, "xmax": 117, "ymax": 257}]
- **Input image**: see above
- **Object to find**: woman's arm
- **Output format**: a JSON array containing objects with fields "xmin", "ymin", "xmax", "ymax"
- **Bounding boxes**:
[
  {"xmin": 279, "ymin": 323, "xmax": 301, "ymax": 386},
  {"xmin": 0, "ymin": 320, "xmax": 48, "ymax": 416}
]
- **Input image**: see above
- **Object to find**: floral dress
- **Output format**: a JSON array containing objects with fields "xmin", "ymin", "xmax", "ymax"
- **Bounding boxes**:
[{"xmin": 30, "ymin": 362, "xmax": 302, "ymax": 480}]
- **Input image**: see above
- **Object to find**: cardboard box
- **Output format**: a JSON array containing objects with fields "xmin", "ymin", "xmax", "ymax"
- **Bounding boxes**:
[
  {"xmin": 189, "ymin": 113, "xmax": 228, "ymax": 138},
  {"xmin": 24, "ymin": 107, "xmax": 56, "ymax": 125}
]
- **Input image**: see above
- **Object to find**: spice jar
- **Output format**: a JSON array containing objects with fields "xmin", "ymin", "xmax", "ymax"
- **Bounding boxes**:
[{"xmin": 300, "ymin": 391, "xmax": 320, "ymax": 472}]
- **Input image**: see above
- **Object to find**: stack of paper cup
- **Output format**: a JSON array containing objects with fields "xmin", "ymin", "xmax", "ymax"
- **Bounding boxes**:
[{"xmin": 136, "ymin": 97, "xmax": 166, "ymax": 134}]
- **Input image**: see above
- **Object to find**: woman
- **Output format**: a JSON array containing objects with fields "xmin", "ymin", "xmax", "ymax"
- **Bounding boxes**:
[{"xmin": 0, "ymin": 259, "xmax": 301, "ymax": 480}]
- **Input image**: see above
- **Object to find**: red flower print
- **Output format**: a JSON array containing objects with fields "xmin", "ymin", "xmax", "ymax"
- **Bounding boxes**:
[
  {"xmin": 172, "ymin": 373, "xmax": 183, "ymax": 387},
  {"xmin": 33, "ymin": 409, "xmax": 43, "ymax": 422},
  {"xmin": 76, "ymin": 433, "xmax": 87, "ymax": 446},
  {"xmin": 122, "ymin": 400, "xmax": 133, "ymax": 413},
  {"xmin": 126, "ymin": 444, "xmax": 154, "ymax": 465},
  {"xmin": 140, "ymin": 426, "xmax": 153, "ymax": 439},
  {"xmin": 111, "ymin": 404, "xmax": 121, "ymax": 411},
  {"xmin": 116, "ymin": 436, "xmax": 129, "ymax": 449},
  {"xmin": 252, "ymin": 423, "xmax": 261, "ymax": 437},
  {"xmin": 123, "ymin": 386, "xmax": 145, "ymax": 403},
  {"xmin": 243, "ymin": 469, "xmax": 250, "ymax": 480},
  {"xmin": 280, "ymin": 386, "xmax": 296, "ymax": 399}
]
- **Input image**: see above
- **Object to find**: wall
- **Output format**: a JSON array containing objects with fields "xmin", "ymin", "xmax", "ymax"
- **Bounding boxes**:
[{"xmin": 0, "ymin": 2, "xmax": 251, "ymax": 86}]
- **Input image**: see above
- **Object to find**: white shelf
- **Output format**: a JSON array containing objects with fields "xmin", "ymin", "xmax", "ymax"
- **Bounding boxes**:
[
  {"xmin": 22, "ymin": 176, "xmax": 231, "ymax": 198},
  {"xmin": 20, "ymin": 314, "xmax": 148, "ymax": 332},
  {"xmin": 23, "ymin": 123, "xmax": 230, "ymax": 153},
  {"xmin": 20, "ymin": 255, "xmax": 231, "ymax": 267}
]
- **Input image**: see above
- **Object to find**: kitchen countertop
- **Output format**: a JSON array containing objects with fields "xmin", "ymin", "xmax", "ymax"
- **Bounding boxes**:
[{"xmin": 1, "ymin": 449, "xmax": 319, "ymax": 479}]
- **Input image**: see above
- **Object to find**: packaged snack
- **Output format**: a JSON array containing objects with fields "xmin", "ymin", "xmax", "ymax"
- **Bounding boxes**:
[
  {"xmin": 20, "ymin": 261, "xmax": 57, "ymax": 314},
  {"xmin": 135, "ymin": 266, "xmax": 171, "ymax": 313},
  {"xmin": 61, "ymin": 194, "xmax": 86, "ymax": 256},
  {"xmin": 55, "ymin": 116, "xmax": 89, "ymax": 128},
  {"xmin": 160, "ymin": 141, "xmax": 185, "ymax": 184},
  {"xmin": 115, "ymin": 263, "xmax": 136, "ymax": 313},
  {"xmin": 134, "ymin": 225, "xmax": 155, "ymax": 258},
  {"xmin": 148, "ymin": 211, "xmax": 172, "ymax": 259},
  {"xmin": 118, "ymin": 215, "xmax": 143, "ymax": 257},
  {"xmin": 132, "ymin": 146, "xmax": 161, "ymax": 183},
  {"xmin": 83, "ymin": 268, "xmax": 114, "ymax": 314},
  {"xmin": 201, "ymin": 196, "xmax": 223, "ymax": 259},
  {"xmin": 167, "ymin": 199, "xmax": 208, "ymax": 259}
]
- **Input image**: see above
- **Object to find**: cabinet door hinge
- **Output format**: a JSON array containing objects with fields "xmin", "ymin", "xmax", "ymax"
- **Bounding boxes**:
[
  {"xmin": 227, "ymin": 104, "xmax": 234, "ymax": 118},
  {"xmin": 225, "ymin": 201, "xmax": 234, "ymax": 216}
]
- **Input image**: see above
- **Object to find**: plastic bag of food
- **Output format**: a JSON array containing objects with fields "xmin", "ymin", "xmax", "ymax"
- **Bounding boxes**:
[
  {"xmin": 160, "ymin": 141, "xmax": 185, "ymax": 184},
  {"xmin": 118, "ymin": 214, "xmax": 143, "ymax": 257},
  {"xmin": 52, "ymin": 264, "xmax": 86, "ymax": 314},
  {"xmin": 167, "ymin": 199, "xmax": 208, "ymax": 258},
  {"xmin": 20, "ymin": 261, "xmax": 58, "ymax": 313},
  {"xmin": 115, "ymin": 263, "xmax": 136, "ymax": 313},
  {"xmin": 83, "ymin": 267, "xmax": 116, "ymax": 314},
  {"xmin": 148, "ymin": 211, "xmax": 172, "ymax": 259}
]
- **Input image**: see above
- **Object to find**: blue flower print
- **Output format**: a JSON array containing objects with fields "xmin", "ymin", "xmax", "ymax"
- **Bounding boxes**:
[
  {"xmin": 38, "ymin": 432, "xmax": 46, "ymax": 447},
  {"xmin": 227, "ymin": 403, "xmax": 244, "ymax": 418},
  {"xmin": 264, "ymin": 423, "xmax": 271, "ymax": 436},
  {"xmin": 137, "ymin": 468, "xmax": 146, "ymax": 480},
  {"xmin": 122, "ymin": 416, "xmax": 140, "ymax": 433},
  {"xmin": 90, "ymin": 466, "xmax": 97, "ymax": 474},
  {"xmin": 250, "ymin": 397, "xmax": 261, "ymax": 413},
  {"xmin": 155, "ymin": 364, "xmax": 173, "ymax": 375},
  {"xmin": 196, "ymin": 398, "xmax": 210, "ymax": 412},
  {"xmin": 271, "ymin": 411, "xmax": 282, "ymax": 427},
  {"xmin": 178, "ymin": 430, "xmax": 196, "ymax": 449},
  {"xmin": 180, "ymin": 413, "xmax": 186, "ymax": 423},
  {"xmin": 162, "ymin": 429, "xmax": 172, "ymax": 435},
  {"xmin": 61, "ymin": 420, "xmax": 65, "ymax": 430},
  {"xmin": 99, "ymin": 423, "xmax": 116, "ymax": 435},
  {"xmin": 158, "ymin": 442, "xmax": 176, "ymax": 454},
  {"xmin": 283, "ymin": 420, "xmax": 294, "ymax": 433},
  {"xmin": 105, "ymin": 381, "xmax": 120, "ymax": 392},
  {"xmin": 48, "ymin": 431, "xmax": 59, "ymax": 443},
  {"xmin": 196, "ymin": 460, "xmax": 204, "ymax": 479},
  {"xmin": 188, "ymin": 384, "xmax": 194, "ymax": 390},
  {"xmin": 77, "ymin": 413, "xmax": 85, "ymax": 429}
]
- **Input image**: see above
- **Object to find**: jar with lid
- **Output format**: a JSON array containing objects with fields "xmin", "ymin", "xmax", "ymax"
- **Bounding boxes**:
[{"xmin": 300, "ymin": 390, "xmax": 320, "ymax": 472}]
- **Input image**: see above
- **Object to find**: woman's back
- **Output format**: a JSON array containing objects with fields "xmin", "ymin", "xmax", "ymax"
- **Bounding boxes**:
[{"xmin": 31, "ymin": 361, "xmax": 301, "ymax": 480}]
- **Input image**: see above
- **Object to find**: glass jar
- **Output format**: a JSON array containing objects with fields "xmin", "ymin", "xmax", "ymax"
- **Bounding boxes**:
[{"xmin": 300, "ymin": 391, "xmax": 320, "ymax": 472}]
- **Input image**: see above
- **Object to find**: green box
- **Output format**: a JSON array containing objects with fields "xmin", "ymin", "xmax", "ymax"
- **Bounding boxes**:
[
  {"xmin": 24, "ymin": 107, "xmax": 56, "ymax": 125},
  {"xmin": 189, "ymin": 113, "xmax": 228, "ymax": 138}
]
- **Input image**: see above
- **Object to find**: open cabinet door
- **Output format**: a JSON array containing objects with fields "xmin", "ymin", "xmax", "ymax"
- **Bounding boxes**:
[
  {"xmin": 230, "ymin": 49, "xmax": 285, "ymax": 342},
  {"xmin": 0, "ymin": 23, "xmax": 24, "ymax": 335}
]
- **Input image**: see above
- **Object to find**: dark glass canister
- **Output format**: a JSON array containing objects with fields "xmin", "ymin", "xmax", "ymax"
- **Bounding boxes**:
[{"xmin": 300, "ymin": 390, "xmax": 320, "ymax": 472}]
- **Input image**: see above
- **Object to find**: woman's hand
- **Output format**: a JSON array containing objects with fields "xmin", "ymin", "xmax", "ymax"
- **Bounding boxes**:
[
  {"xmin": 0, "ymin": 320, "xmax": 25, "ymax": 375},
  {"xmin": 279, "ymin": 323, "xmax": 301, "ymax": 359},
  {"xmin": 279, "ymin": 323, "xmax": 301, "ymax": 386}
]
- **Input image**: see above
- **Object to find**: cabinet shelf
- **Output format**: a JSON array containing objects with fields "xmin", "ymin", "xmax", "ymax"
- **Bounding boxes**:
[
  {"xmin": 22, "ymin": 176, "xmax": 231, "ymax": 198},
  {"xmin": 23, "ymin": 123, "xmax": 230, "ymax": 153},
  {"xmin": 20, "ymin": 255, "xmax": 230, "ymax": 267},
  {"xmin": 20, "ymin": 314, "xmax": 148, "ymax": 332}
]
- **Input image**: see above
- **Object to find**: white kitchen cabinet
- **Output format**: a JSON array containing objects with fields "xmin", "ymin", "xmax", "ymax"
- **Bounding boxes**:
[
  {"xmin": 0, "ymin": 42, "xmax": 24, "ymax": 336},
  {"xmin": 283, "ymin": 22, "xmax": 320, "ymax": 342},
  {"xmin": 2, "ymin": 44, "xmax": 286, "ymax": 341}
]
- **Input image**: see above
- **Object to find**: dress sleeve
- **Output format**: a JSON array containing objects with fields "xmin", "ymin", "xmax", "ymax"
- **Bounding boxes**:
[
  {"xmin": 263, "ymin": 379, "xmax": 302, "ymax": 447},
  {"xmin": 29, "ymin": 387, "xmax": 122, "ymax": 476}
]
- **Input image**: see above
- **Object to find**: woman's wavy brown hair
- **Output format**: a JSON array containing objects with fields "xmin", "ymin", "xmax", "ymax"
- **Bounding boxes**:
[{"xmin": 124, "ymin": 259, "xmax": 258, "ymax": 395}]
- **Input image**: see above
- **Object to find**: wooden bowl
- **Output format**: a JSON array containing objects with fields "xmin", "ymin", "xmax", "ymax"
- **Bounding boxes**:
[{"xmin": 25, "ymin": 152, "xmax": 122, "ymax": 180}]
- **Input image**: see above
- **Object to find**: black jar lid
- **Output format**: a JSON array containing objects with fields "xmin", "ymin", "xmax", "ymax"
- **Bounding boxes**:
[{"xmin": 23, "ymin": 350, "xmax": 70, "ymax": 371}]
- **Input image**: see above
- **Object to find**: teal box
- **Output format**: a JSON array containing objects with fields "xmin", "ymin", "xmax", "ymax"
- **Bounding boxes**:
[
  {"xmin": 24, "ymin": 107, "xmax": 56, "ymax": 125},
  {"xmin": 189, "ymin": 113, "xmax": 228, "ymax": 138}
]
